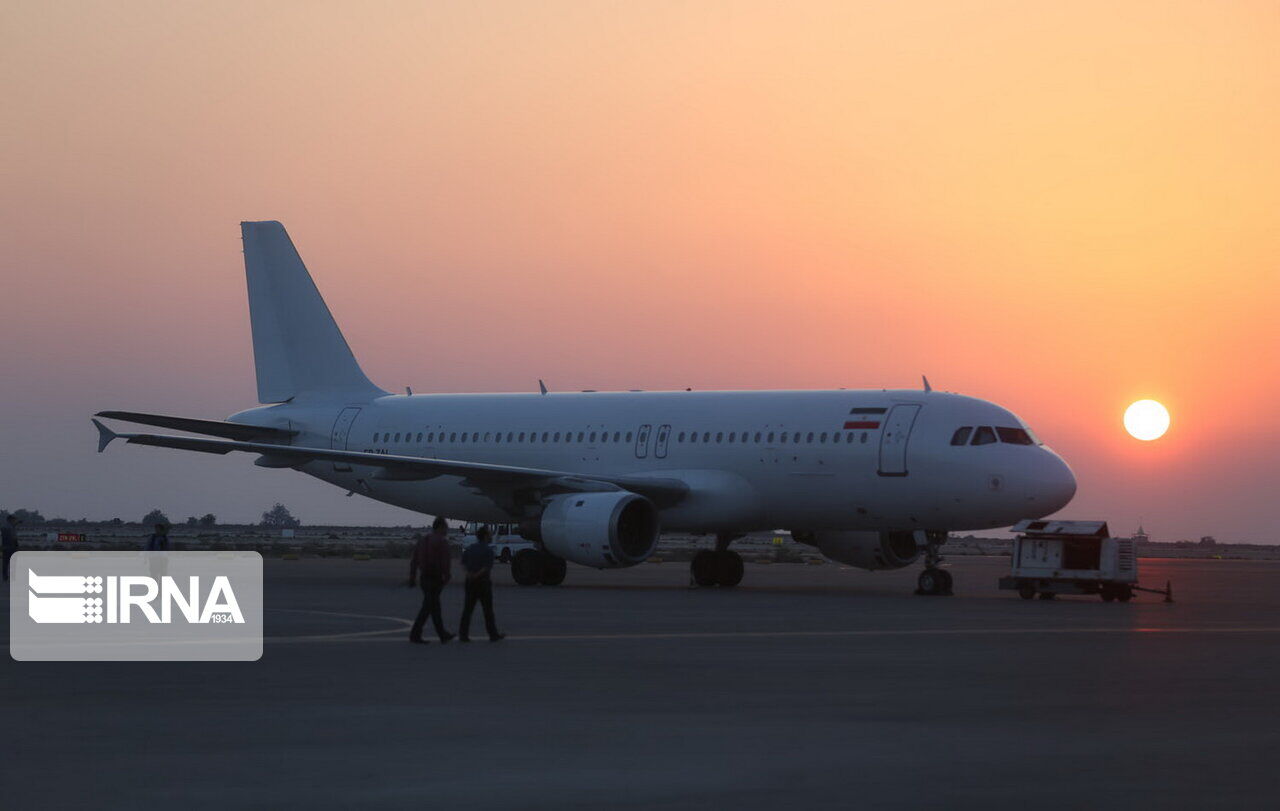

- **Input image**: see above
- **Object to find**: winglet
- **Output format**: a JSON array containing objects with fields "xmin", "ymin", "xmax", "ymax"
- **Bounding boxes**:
[
  {"xmin": 922, "ymin": 375, "xmax": 932, "ymax": 393},
  {"xmin": 92, "ymin": 418, "xmax": 119, "ymax": 453},
  {"xmin": 539, "ymin": 379, "xmax": 548, "ymax": 395}
]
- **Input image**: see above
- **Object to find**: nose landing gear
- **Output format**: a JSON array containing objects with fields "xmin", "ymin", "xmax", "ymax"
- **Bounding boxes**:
[{"xmin": 914, "ymin": 531, "xmax": 953, "ymax": 596}]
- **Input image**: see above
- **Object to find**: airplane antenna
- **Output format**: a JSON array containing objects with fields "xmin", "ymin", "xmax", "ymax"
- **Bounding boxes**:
[
  {"xmin": 538, "ymin": 379, "xmax": 548, "ymax": 395},
  {"xmin": 922, "ymin": 375, "xmax": 932, "ymax": 393}
]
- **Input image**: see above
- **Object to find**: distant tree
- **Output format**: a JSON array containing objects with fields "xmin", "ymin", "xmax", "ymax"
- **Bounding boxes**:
[
  {"xmin": 109, "ymin": 517, "xmax": 123, "ymax": 526},
  {"xmin": 185, "ymin": 516, "xmax": 199, "ymax": 526},
  {"xmin": 2, "ymin": 508, "xmax": 46, "ymax": 524},
  {"xmin": 142, "ymin": 508, "xmax": 171, "ymax": 526},
  {"xmin": 260, "ymin": 503, "xmax": 301, "ymax": 529},
  {"xmin": 199, "ymin": 513, "xmax": 217, "ymax": 527}
]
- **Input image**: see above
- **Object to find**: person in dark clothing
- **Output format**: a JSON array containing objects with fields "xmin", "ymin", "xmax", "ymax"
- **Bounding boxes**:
[
  {"xmin": 408, "ymin": 517, "xmax": 455, "ymax": 644},
  {"xmin": 1, "ymin": 514, "xmax": 19, "ymax": 583},
  {"xmin": 459, "ymin": 525, "xmax": 504, "ymax": 642},
  {"xmin": 146, "ymin": 523, "xmax": 170, "ymax": 551}
]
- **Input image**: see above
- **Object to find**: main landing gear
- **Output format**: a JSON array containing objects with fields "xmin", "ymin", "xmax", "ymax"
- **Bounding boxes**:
[
  {"xmin": 511, "ymin": 549, "xmax": 567, "ymax": 587},
  {"xmin": 915, "ymin": 531, "xmax": 953, "ymax": 597},
  {"xmin": 690, "ymin": 534, "xmax": 744, "ymax": 588}
]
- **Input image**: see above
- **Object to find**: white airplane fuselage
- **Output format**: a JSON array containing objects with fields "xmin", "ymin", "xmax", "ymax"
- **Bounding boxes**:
[{"xmin": 232, "ymin": 387, "xmax": 1076, "ymax": 535}]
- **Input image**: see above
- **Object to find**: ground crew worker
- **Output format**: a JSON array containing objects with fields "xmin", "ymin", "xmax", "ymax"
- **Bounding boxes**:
[
  {"xmin": 458, "ymin": 525, "xmax": 504, "ymax": 642},
  {"xmin": 146, "ymin": 523, "xmax": 170, "ymax": 550},
  {"xmin": 1, "ymin": 514, "xmax": 19, "ymax": 582},
  {"xmin": 408, "ymin": 517, "xmax": 455, "ymax": 644}
]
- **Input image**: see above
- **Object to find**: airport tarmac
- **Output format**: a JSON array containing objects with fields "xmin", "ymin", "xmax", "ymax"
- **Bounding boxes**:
[{"xmin": 4, "ymin": 555, "xmax": 1279, "ymax": 809}]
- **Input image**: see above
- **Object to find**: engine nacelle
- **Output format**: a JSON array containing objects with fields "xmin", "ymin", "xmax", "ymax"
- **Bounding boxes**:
[
  {"xmin": 536, "ymin": 492, "xmax": 660, "ymax": 568},
  {"xmin": 804, "ymin": 530, "xmax": 920, "ymax": 571}
]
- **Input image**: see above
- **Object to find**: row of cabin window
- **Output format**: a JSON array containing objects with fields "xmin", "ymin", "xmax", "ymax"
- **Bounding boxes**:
[
  {"xmin": 949, "ymin": 426, "xmax": 1035, "ymax": 446},
  {"xmin": 372, "ymin": 429, "xmax": 873, "ymax": 446}
]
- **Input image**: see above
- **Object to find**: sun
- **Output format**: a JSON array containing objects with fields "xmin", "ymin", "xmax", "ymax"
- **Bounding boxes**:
[{"xmin": 1124, "ymin": 400, "xmax": 1170, "ymax": 441}]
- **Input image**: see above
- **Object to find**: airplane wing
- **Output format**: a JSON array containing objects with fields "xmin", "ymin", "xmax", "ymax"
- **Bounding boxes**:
[
  {"xmin": 91, "ymin": 419, "xmax": 688, "ymax": 507},
  {"xmin": 94, "ymin": 411, "xmax": 297, "ymax": 442}
]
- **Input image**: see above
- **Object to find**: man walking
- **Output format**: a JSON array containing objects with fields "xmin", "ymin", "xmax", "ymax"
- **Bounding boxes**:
[
  {"xmin": 1, "ymin": 514, "xmax": 19, "ymax": 583},
  {"xmin": 408, "ymin": 516, "xmax": 455, "ymax": 645},
  {"xmin": 459, "ymin": 525, "xmax": 504, "ymax": 642}
]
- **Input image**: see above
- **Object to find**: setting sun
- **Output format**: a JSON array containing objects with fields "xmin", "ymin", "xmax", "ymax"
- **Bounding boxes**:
[{"xmin": 1124, "ymin": 400, "xmax": 1171, "ymax": 441}]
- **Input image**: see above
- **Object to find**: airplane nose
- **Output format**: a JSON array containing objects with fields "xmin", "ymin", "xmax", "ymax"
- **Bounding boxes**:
[{"xmin": 1036, "ymin": 451, "xmax": 1077, "ymax": 515}]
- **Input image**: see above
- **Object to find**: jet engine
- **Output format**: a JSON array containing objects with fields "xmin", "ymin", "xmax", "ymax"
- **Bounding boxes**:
[
  {"xmin": 800, "ymin": 530, "xmax": 920, "ymax": 571},
  {"xmin": 529, "ymin": 492, "xmax": 660, "ymax": 568}
]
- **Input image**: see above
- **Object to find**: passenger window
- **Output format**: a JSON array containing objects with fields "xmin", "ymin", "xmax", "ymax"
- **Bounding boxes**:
[
  {"xmin": 729, "ymin": 432, "xmax": 736, "ymax": 442},
  {"xmin": 484, "ymin": 432, "xmax": 491, "ymax": 442},
  {"xmin": 427, "ymin": 433, "xmax": 434, "ymax": 443},
  {"xmin": 460, "ymin": 433, "xmax": 467, "ymax": 443},
  {"xmin": 553, "ymin": 432, "xmax": 560, "ymax": 442},
  {"xmin": 793, "ymin": 432, "xmax": 801, "ymax": 443},
  {"xmin": 495, "ymin": 433, "xmax": 502, "ymax": 444},
  {"xmin": 996, "ymin": 427, "xmax": 1034, "ymax": 445},
  {"xmin": 951, "ymin": 427, "xmax": 973, "ymax": 446},
  {"xmin": 449, "ymin": 433, "xmax": 457, "ymax": 442},
  {"xmin": 613, "ymin": 432, "xmax": 621, "ymax": 442},
  {"xmin": 626, "ymin": 432, "xmax": 633, "ymax": 442},
  {"xmin": 703, "ymin": 432, "xmax": 711, "ymax": 443},
  {"xmin": 861, "ymin": 432, "xmax": 868, "ymax": 443},
  {"xmin": 716, "ymin": 432, "xmax": 723, "ymax": 443},
  {"xmin": 678, "ymin": 432, "xmax": 686, "ymax": 442},
  {"xmin": 394, "ymin": 433, "xmax": 400, "ymax": 442},
  {"xmin": 541, "ymin": 432, "xmax": 549, "ymax": 442},
  {"xmin": 507, "ymin": 432, "xmax": 513, "ymax": 442},
  {"xmin": 518, "ymin": 432, "xmax": 525, "ymax": 442},
  {"xmin": 690, "ymin": 432, "xmax": 698, "ymax": 443},
  {"xmin": 754, "ymin": 432, "xmax": 762, "ymax": 443},
  {"xmin": 577, "ymin": 432, "xmax": 584, "ymax": 442},
  {"xmin": 846, "ymin": 432, "xmax": 854, "ymax": 443},
  {"xmin": 471, "ymin": 432, "xmax": 479, "ymax": 442},
  {"xmin": 590, "ymin": 432, "xmax": 597, "ymax": 442},
  {"xmin": 972, "ymin": 426, "xmax": 997, "ymax": 446},
  {"xmin": 820, "ymin": 432, "xmax": 827, "ymax": 443}
]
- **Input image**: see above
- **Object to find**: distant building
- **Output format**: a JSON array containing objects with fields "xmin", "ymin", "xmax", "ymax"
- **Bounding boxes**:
[
  {"xmin": 1199, "ymin": 536, "xmax": 1217, "ymax": 547},
  {"xmin": 1132, "ymin": 525, "xmax": 1150, "ymax": 544}
]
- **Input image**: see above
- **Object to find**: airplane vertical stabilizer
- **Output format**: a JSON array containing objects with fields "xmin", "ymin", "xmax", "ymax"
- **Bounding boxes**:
[{"xmin": 240, "ymin": 221, "xmax": 385, "ymax": 404}]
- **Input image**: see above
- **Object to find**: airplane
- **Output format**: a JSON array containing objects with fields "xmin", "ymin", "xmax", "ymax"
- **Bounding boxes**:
[{"xmin": 93, "ymin": 221, "xmax": 1076, "ymax": 595}]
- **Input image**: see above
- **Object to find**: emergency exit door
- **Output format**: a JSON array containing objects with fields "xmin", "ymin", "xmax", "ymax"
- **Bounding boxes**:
[
  {"xmin": 634, "ymin": 424, "xmax": 652, "ymax": 458},
  {"xmin": 877, "ymin": 404, "xmax": 921, "ymax": 476},
  {"xmin": 330, "ymin": 407, "xmax": 361, "ymax": 472}
]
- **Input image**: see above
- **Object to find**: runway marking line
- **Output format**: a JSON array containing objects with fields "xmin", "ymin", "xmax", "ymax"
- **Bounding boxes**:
[{"xmin": 259, "ymin": 612, "xmax": 1280, "ymax": 645}]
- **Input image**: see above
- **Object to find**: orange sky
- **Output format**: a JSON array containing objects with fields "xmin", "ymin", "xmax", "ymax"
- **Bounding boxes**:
[{"xmin": 2, "ymin": 1, "xmax": 1277, "ymax": 538}]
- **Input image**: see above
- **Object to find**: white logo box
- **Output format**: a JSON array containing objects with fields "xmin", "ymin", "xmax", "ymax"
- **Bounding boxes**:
[{"xmin": 10, "ymin": 552, "xmax": 262, "ymax": 661}]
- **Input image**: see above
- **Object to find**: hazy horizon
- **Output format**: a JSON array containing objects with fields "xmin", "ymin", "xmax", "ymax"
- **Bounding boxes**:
[{"xmin": 3, "ymin": 1, "xmax": 1277, "ymax": 542}]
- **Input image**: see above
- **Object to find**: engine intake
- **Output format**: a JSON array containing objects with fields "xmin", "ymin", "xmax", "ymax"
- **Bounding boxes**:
[
  {"xmin": 535, "ymin": 492, "xmax": 660, "ymax": 568},
  {"xmin": 802, "ymin": 530, "xmax": 920, "ymax": 571}
]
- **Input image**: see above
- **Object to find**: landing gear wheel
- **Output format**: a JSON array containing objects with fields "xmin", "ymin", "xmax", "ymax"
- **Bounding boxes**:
[
  {"xmin": 914, "ymin": 531, "xmax": 954, "ymax": 596},
  {"xmin": 538, "ymin": 555, "xmax": 567, "ymax": 586},
  {"xmin": 1117, "ymin": 586, "xmax": 1133, "ymax": 603},
  {"xmin": 511, "ymin": 549, "xmax": 543, "ymax": 586},
  {"xmin": 917, "ymin": 568, "xmax": 947, "ymax": 596},
  {"xmin": 1018, "ymin": 582, "xmax": 1037, "ymax": 600},
  {"xmin": 1101, "ymin": 585, "xmax": 1117, "ymax": 602},
  {"xmin": 714, "ymin": 550, "xmax": 744, "ymax": 588},
  {"xmin": 498, "ymin": 548, "xmax": 512, "ymax": 564},
  {"xmin": 691, "ymin": 550, "xmax": 718, "ymax": 587},
  {"xmin": 1038, "ymin": 591, "xmax": 1056, "ymax": 600}
]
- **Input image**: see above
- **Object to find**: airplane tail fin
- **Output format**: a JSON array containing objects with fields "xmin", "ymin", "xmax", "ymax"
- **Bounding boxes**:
[{"xmin": 240, "ymin": 221, "xmax": 385, "ymax": 404}]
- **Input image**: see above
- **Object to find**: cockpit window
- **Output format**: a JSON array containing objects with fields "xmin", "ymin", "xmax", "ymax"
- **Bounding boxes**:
[
  {"xmin": 950, "ymin": 427, "xmax": 972, "ymax": 446},
  {"xmin": 996, "ymin": 427, "xmax": 1034, "ymax": 445},
  {"xmin": 971, "ymin": 426, "xmax": 997, "ymax": 445}
]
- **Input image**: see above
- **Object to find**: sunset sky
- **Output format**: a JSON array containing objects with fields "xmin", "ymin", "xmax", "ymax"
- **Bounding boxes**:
[{"xmin": 2, "ymin": 1, "xmax": 1277, "ymax": 539}]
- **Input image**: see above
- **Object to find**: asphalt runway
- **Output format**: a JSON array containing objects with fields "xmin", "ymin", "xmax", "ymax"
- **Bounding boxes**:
[{"xmin": 4, "ymin": 555, "xmax": 1279, "ymax": 809}]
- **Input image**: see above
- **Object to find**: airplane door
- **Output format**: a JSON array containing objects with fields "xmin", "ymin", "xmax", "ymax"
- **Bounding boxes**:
[
  {"xmin": 634, "ymin": 424, "xmax": 652, "ymax": 459},
  {"xmin": 878, "ymin": 404, "xmax": 921, "ymax": 476},
  {"xmin": 330, "ymin": 407, "xmax": 362, "ymax": 472},
  {"xmin": 654, "ymin": 424, "xmax": 671, "ymax": 459}
]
